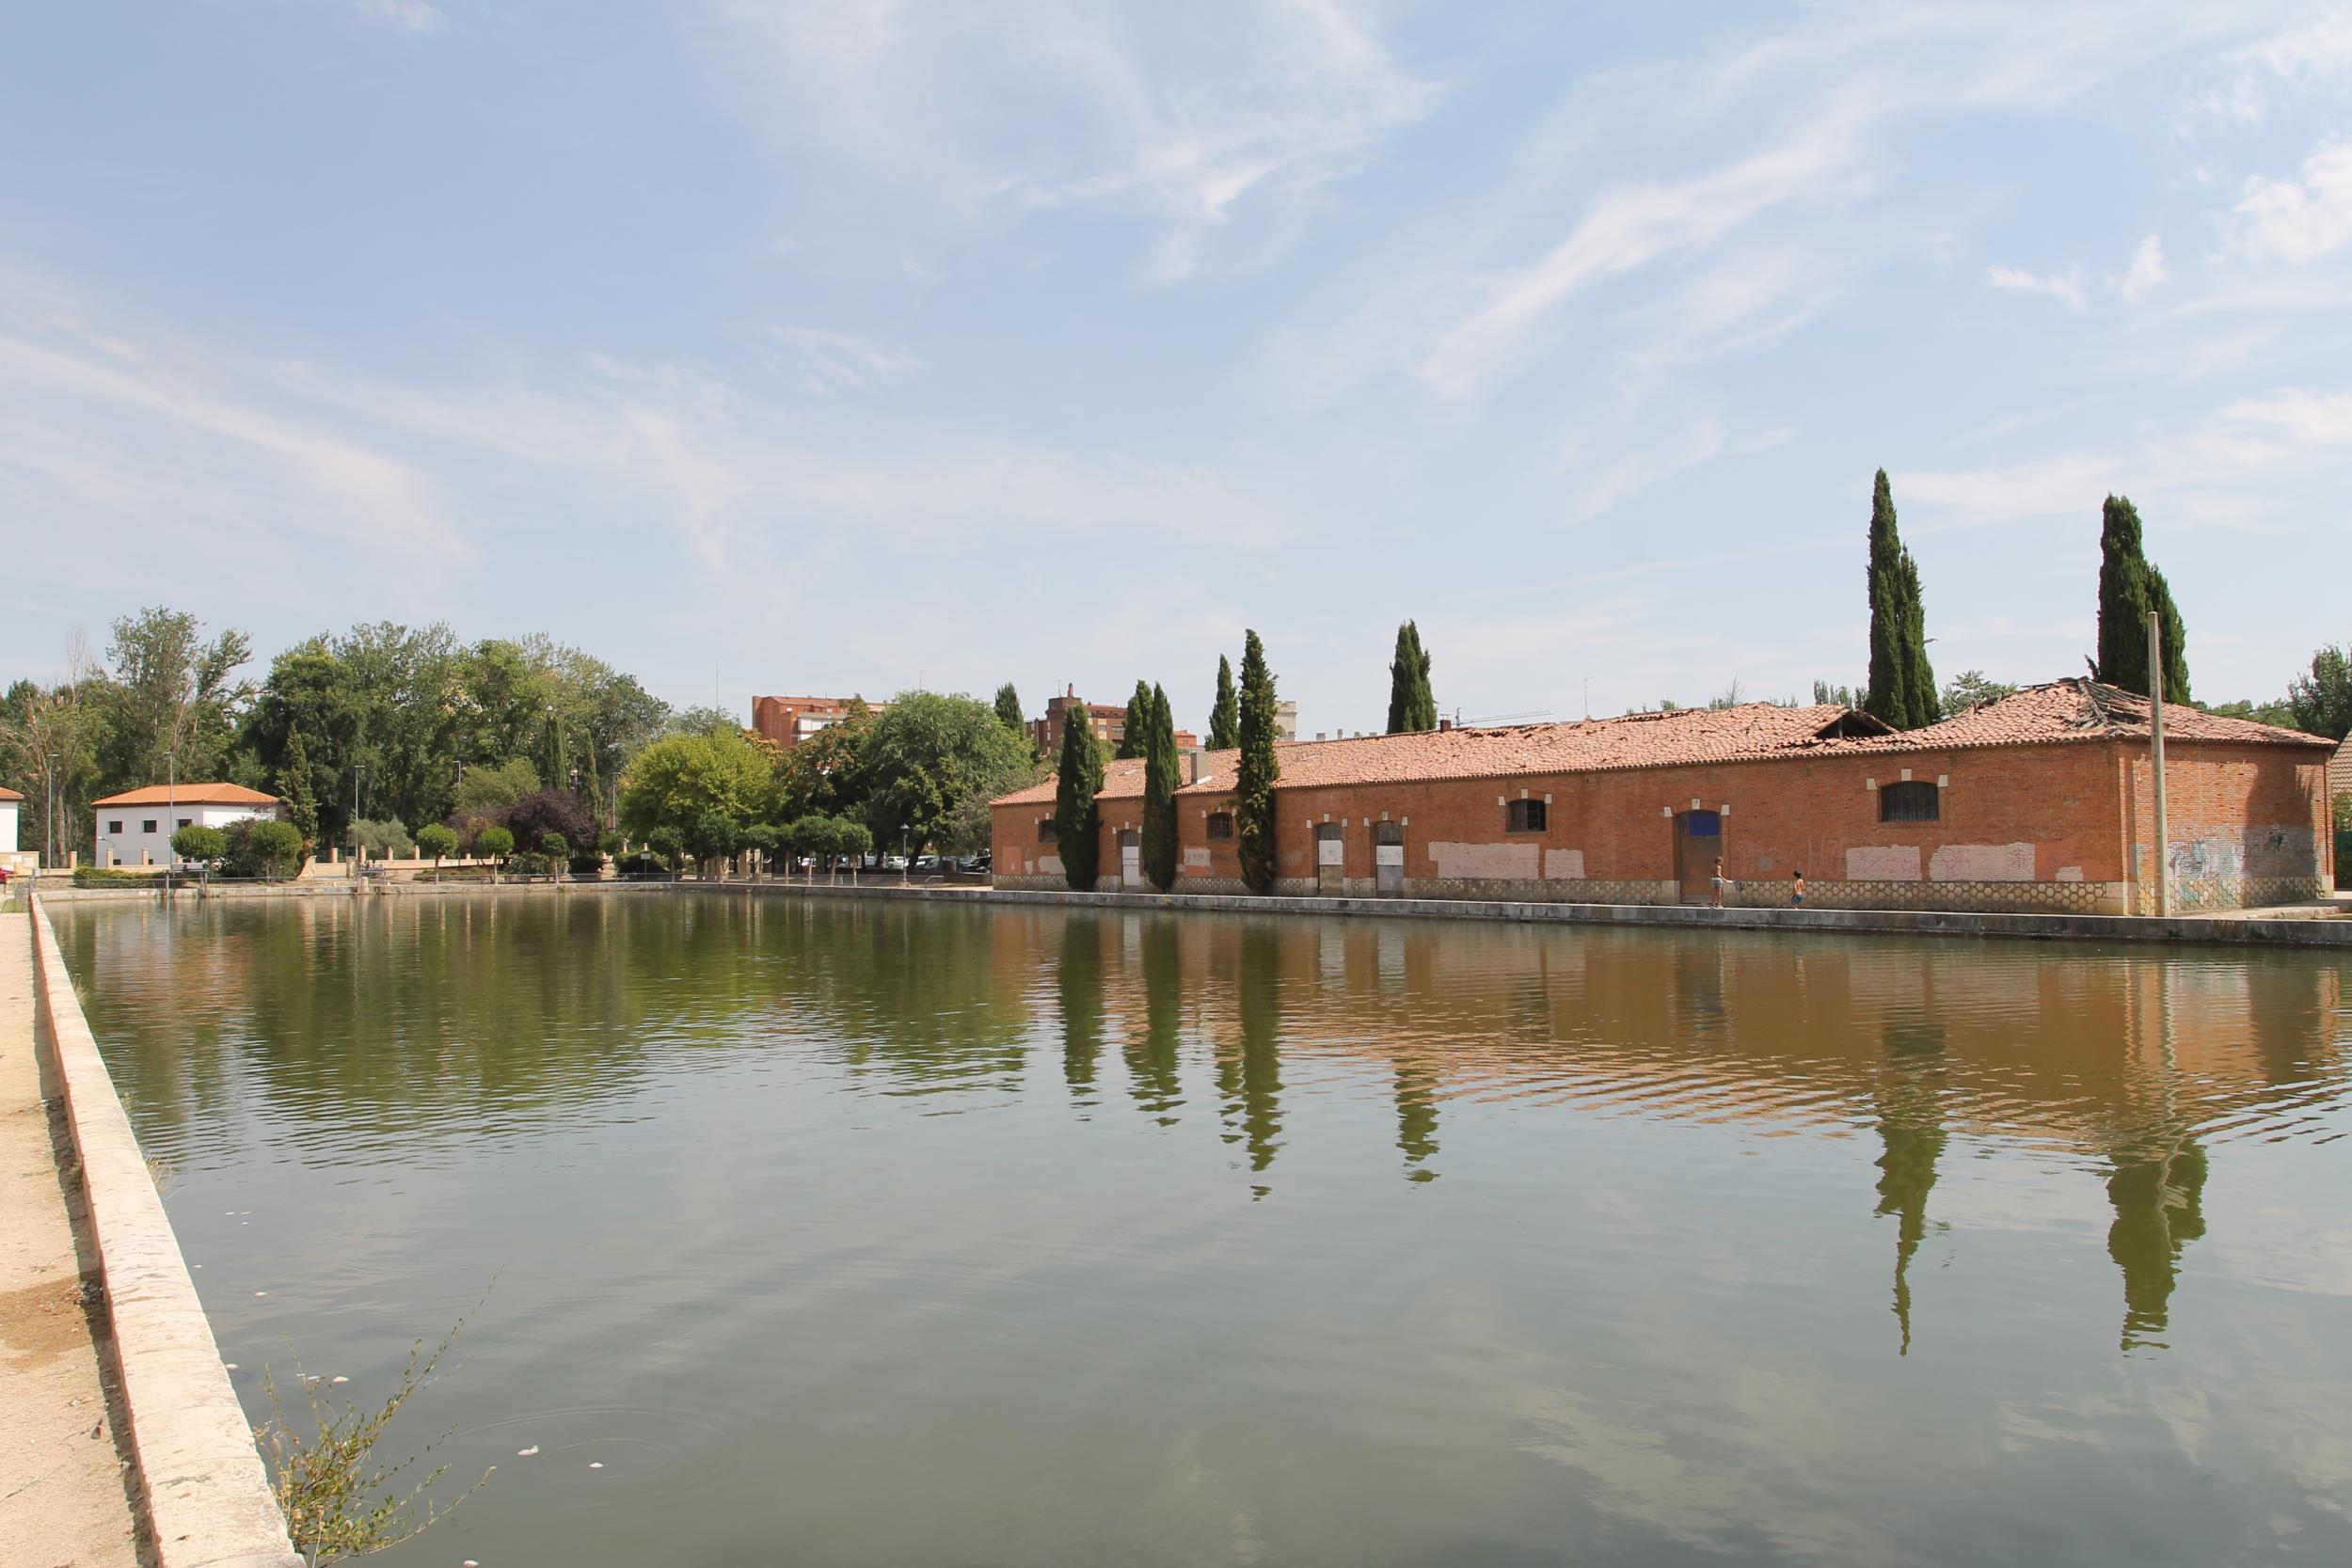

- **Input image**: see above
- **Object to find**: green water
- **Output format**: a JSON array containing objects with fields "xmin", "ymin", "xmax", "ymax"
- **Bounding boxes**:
[{"xmin": 52, "ymin": 893, "xmax": 2352, "ymax": 1566}]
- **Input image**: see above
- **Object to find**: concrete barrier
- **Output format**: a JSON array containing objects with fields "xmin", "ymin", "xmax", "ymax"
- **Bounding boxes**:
[
  {"xmin": 29, "ymin": 897, "xmax": 303, "ymax": 1568},
  {"xmin": 716, "ymin": 879, "xmax": 2352, "ymax": 949}
]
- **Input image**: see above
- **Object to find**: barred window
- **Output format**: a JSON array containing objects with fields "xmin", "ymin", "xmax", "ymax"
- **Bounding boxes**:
[
  {"xmin": 1037, "ymin": 818, "xmax": 1058, "ymax": 844},
  {"xmin": 1505, "ymin": 799, "xmax": 1547, "ymax": 832},
  {"xmin": 1879, "ymin": 781, "xmax": 1940, "ymax": 823},
  {"xmin": 1205, "ymin": 812, "xmax": 1234, "ymax": 840}
]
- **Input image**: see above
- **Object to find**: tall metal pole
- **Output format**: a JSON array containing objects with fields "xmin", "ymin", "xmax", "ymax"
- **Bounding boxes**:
[{"xmin": 2148, "ymin": 609, "xmax": 2169, "ymax": 918}]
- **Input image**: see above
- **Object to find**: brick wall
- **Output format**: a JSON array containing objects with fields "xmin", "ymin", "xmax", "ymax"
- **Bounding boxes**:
[{"xmin": 993, "ymin": 736, "xmax": 2328, "ymax": 913}]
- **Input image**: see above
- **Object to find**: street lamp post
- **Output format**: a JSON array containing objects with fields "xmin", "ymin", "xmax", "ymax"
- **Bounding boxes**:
[{"xmin": 900, "ymin": 827, "xmax": 910, "ymax": 884}]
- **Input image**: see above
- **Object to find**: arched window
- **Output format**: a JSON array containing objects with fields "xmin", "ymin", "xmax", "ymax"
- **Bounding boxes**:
[
  {"xmin": 1879, "ymin": 781, "xmax": 1940, "ymax": 823},
  {"xmin": 1506, "ymin": 799, "xmax": 1547, "ymax": 832}
]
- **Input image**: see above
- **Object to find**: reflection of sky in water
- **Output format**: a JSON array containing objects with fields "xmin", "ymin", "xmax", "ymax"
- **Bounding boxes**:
[{"xmin": 54, "ymin": 895, "xmax": 2352, "ymax": 1567}]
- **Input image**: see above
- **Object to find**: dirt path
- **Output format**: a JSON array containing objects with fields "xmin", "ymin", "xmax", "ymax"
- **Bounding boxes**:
[{"xmin": 0, "ymin": 911, "xmax": 142, "ymax": 1567}]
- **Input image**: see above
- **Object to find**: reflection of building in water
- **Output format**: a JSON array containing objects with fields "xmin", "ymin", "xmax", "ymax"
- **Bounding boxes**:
[{"xmin": 1025, "ymin": 909, "xmax": 2345, "ymax": 1352}]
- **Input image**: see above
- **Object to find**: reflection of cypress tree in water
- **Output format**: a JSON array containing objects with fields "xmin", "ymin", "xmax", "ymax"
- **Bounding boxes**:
[
  {"xmin": 1236, "ymin": 924, "xmax": 1284, "ymax": 1194},
  {"xmin": 1873, "ymin": 1019, "xmax": 1947, "ymax": 1356},
  {"xmin": 1123, "ymin": 917, "xmax": 1184, "ymax": 1123},
  {"xmin": 2106, "ymin": 1139, "xmax": 2207, "ymax": 1351},
  {"xmin": 1057, "ymin": 914, "xmax": 1102, "ymax": 1100},
  {"xmin": 1393, "ymin": 1063, "xmax": 1438, "ymax": 1183}
]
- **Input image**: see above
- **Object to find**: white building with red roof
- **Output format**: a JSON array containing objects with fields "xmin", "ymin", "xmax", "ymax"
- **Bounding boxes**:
[{"xmin": 91, "ymin": 783, "xmax": 280, "ymax": 868}]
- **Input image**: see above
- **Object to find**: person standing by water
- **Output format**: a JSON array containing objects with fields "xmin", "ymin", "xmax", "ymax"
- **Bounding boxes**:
[
  {"xmin": 1710, "ymin": 856, "xmax": 1728, "ymax": 909},
  {"xmin": 1791, "ymin": 869, "xmax": 1805, "ymax": 907}
]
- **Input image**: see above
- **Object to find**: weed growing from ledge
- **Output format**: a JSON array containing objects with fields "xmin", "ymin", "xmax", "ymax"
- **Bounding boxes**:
[{"xmin": 258, "ymin": 1293, "xmax": 494, "ymax": 1561}]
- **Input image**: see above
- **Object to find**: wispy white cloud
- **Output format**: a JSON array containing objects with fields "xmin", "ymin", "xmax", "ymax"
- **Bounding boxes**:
[
  {"xmin": 1899, "ymin": 452, "xmax": 2123, "ymax": 525},
  {"xmin": 2119, "ymin": 233, "xmax": 2167, "ymax": 301},
  {"xmin": 354, "ymin": 0, "xmax": 445, "ymax": 34},
  {"xmin": 2231, "ymin": 139, "xmax": 2352, "ymax": 261},
  {"xmin": 2181, "ymin": 10, "xmax": 2352, "ymax": 127},
  {"xmin": 1987, "ymin": 261, "xmax": 2088, "ymax": 310},
  {"xmin": 1565, "ymin": 420, "xmax": 1796, "ymax": 526},
  {"xmin": 763, "ymin": 325, "xmax": 927, "ymax": 394},
  {"xmin": 2219, "ymin": 387, "xmax": 2352, "ymax": 444},
  {"xmin": 706, "ymin": 0, "xmax": 1442, "ymax": 281}
]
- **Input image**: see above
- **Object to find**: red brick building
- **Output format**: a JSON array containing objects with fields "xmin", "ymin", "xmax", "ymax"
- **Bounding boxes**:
[
  {"xmin": 752, "ymin": 694, "xmax": 879, "ymax": 749},
  {"xmin": 1025, "ymin": 686, "xmax": 1197, "ymax": 758},
  {"xmin": 992, "ymin": 680, "xmax": 2334, "ymax": 914}
]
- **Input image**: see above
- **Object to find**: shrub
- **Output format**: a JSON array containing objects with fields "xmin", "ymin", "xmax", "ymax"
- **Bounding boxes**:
[
  {"xmin": 73, "ymin": 865, "xmax": 162, "ymax": 887},
  {"xmin": 413, "ymin": 824, "xmax": 457, "ymax": 865},
  {"xmin": 503, "ymin": 791, "xmax": 596, "ymax": 858},
  {"xmin": 596, "ymin": 830, "xmax": 625, "ymax": 859},
  {"xmin": 475, "ymin": 825, "xmax": 515, "ymax": 863},
  {"xmin": 350, "ymin": 817, "xmax": 414, "ymax": 858},
  {"xmin": 645, "ymin": 825, "xmax": 686, "ymax": 865},
  {"xmin": 172, "ymin": 824, "xmax": 230, "ymax": 863},
  {"xmin": 221, "ymin": 818, "xmax": 305, "ymax": 879},
  {"xmin": 539, "ymin": 832, "xmax": 569, "ymax": 865}
]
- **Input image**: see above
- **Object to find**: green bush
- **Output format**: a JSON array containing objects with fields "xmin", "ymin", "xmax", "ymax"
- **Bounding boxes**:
[
  {"xmin": 73, "ymin": 865, "xmax": 164, "ymax": 887},
  {"xmin": 244, "ymin": 820, "xmax": 306, "ymax": 879},
  {"xmin": 475, "ymin": 825, "xmax": 515, "ymax": 863},
  {"xmin": 414, "ymin": 824, "xmax": 457, "ymax": 864},
  {"xmin": 351, "ymin": 817, "xmax": 414, "ymax": 858},
  {"xmin": 172, "ymin": 824, "xmax": 230, "ymax": 863}
]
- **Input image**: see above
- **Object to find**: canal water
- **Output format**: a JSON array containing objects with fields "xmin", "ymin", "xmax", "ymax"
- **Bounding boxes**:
[{"xmin": 51, "ymin": 893, "xmax": 2352, "ymax": 1566}]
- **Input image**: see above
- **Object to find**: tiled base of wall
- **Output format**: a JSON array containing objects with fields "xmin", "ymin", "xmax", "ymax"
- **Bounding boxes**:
[{"xmin": 2157, "ymin": 875, "xmax": 2329, "ymax": 913}]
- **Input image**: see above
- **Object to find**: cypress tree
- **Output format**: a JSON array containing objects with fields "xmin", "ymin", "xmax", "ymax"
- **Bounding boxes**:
[
  {"xmin": 2095, "ymin": 495, "xmax": 2192, "ymax": 701},
  {"xmin": 1207, "ymin": 656, "xmax": 1240, "ymax": 751},
  {"xmin": 1142, "ymin": 683, "xmax": 1178, "ymax": 891},
  {"xmin": 1117, "ymin": 679, "xmax": 1153, "ymax": 759},
  {"xmin": 1053, "ymin": 712, "xmax": 1103, "ymax": 891},
  {"xmin": 1864, "ymin": 469, "xmax": 1937, "ymax": 729},
  {"xmin": 1386, "ymin": 621, "xmax": 1436, "ymax": 734},
  {"xmin": 278, "ymin": 727, "xmax": 320, "ymax": 847},
  {"xmin": 993, "ymin": 682, "xmax": 1025, "ymax": 735},
  {"xmin": 1234, "ymin": 629, "xmax": 1280, "ymax": 894}
]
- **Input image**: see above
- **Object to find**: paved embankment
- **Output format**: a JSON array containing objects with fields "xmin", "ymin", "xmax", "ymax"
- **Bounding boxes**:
[
  {"xmin": 26, "ymin": 899, "xmax": 303, "ymax": 1568},
  {"xmin": 0, "ymin": 910, "xmax": 141, "ymax": 1566},
  {"xmin": 722, "ymin": 879, "xmax": 2352, "ymax": 949}
]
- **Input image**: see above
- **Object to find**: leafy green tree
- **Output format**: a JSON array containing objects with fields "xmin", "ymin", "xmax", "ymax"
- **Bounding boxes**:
[
  {"xmin": 229, "ymin": 818, "xmax": 305, "ymax": 879},
  {"xmin": 171, "ymin": 823, "xmax": 228, "ymax": 863},
  {"xmin": 351, "ymin": 818, "xmax": 415, "ymax": 858},
  {"xmin": 1116, "ymin": 680, "xmax": 1154, "ymax": 760},
  {"xmin": 1811, "ymin": 679, "xmax": 1861, "ymax": 709},
  {"xmin": 1207, "ymin": 656, "xmax": 1240, "ymax": 751},
  {"xmin": 834, "ymin": 818, "xmax": 873, "ymax": 870},
  {"xmin": 94, "ymin": 606, "xmax": 253, "ymax": 795},
  {"xmin": 1386, "ymin": 621, "xmax": 1436, "ymax": 734},
  {"xmin": 1864, "ymin": 470, "xmax": 1937, "ymax": 729},
  {"xmin": 0, "ymin": 664, "xmax": 103, "ymax": 863},
  {"xmin": 645, "ymin": 824, "xmax": 686, "ymax": 870},
  {"xmin": 2201, "ymin": 697, "xmax": 2296, "ymax": 728},
  {"xmin": 1142, "ymin": 683, "xmax": 1179, "ymax": 891},
  {"xmin": 688, "ymin": 811, "xmax": 740, "ymax": 877},
  {"xmin": 277, "ymin": 727, "xmax": 322, "ymax": 845},
  {"xmin": 772, "ymin": 699, "xmax": 876, "ymax": 821},
  {"xmin": 474, "ymin": 824, "xmax": 514, "ymax": 865},
  {"xmin": 2288, "ymin": 644, "xmax": 2352, "ymax": 740},
  {"xmin": 540, "ymin": 832, "xmax": 570, "ymax": 876},
  {"xmin": 1235, "ymin": 628, "xmax": 1280, "ymax": 894},
  {"xmin": 1053, "ymin": 707, "xmax": 1104, "ymax": 890},
  {"xmin": 857, "ymin": 691, "xmax": 1037, "ymax": 857},
  {"xmin": 993, "ymin": 683, "xmax": 1025, "ymax": 736},
  {"xmin": 739, "ymin": 822, "xmax": 778, "ymax": 876},
  {"xmin": 2096, "ymin": 495, "xmax": 2191, "ymax": 701},
  {"xmin": 618, "ymin": 727, "xmax": 771, "ymax": 847},
  {"xmin": 454, "ymin": 757, "xmax": 542, "ymax": 813},
  {"xmin": 414, "ymin": 823, "xmax": 456, "ymax": 878},
  {"xmin": 1940, "ymin": 671, "xmax": 2018, "ymax": 718}
]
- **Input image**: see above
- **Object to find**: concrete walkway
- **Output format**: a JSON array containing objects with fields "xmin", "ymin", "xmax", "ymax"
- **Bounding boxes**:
[{"xmin": 0, "ymin": 911, "xmax": 142, "ymax": 1567}]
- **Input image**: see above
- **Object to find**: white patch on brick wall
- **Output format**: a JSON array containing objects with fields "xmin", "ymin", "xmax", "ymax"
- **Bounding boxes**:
[
  {"xmin": 1430, "ymin": 841, "xmax": 1541, "ymax": 879},
  {"xmin": 1846, "ymin": 846, "xmax": 1923, "ymax": 880},
  {"xmin": 1929, "ymin": 843, "xmax": 2036, "ymax": 882},
  {"xmin": 1183, "ymin": 847, "xmax": 1209, "ymax": 869},
  {"xmin": 1039, "ymin": 853, "xmax": 1064, "ymax": 877},
  {"xmin": 1543, "ymin": 847, "xmax": 1587, "ymax": 879},
  {"xmin": 2054, "ymin": 865, "xmax": 2084, "ymax": 882}
]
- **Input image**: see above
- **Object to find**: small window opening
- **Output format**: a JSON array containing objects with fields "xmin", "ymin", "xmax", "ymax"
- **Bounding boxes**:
[
  {"xmin": 1205, "ymin": 812, "xmax": 1234, "ymax": 840},
  {"xmin": 1506, "ymin": 799, "xmax": 1547, "ymax": 832},
  {"xmin": 1037, "ymin": 818, "xmax": 1058, "ymax": 844},
  {"xmin": 1879, "ymin": 781, "xmax": 1940, "ymax": 823}
]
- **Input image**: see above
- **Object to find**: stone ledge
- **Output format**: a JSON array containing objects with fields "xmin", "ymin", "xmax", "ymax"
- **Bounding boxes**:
[
  {"xmin": 720, "ymin": 879, "xmax": 2352, "ymax": 948},
  {"xmin": 28, "ymin": 897, "xmax": 303, "ymax": 1568}
]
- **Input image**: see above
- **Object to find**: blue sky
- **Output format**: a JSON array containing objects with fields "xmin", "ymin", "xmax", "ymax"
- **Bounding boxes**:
[{"xmin": 6, "ymin": 2, "xmax": 2351, "ymax": 734}]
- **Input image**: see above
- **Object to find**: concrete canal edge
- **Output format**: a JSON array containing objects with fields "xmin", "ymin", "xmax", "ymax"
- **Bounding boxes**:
[
  {"xmin": 28, "ymin": 897, "xmax": 304, "ymax": 1568},
  {"xmin": 719, "ymin": 879, "xmax": 2352, "ymax": 949}
]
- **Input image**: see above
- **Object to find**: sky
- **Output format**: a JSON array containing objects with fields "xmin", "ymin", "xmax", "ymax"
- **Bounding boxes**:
[{"xmin": 5, "ymin": 2, "xmax": 2351, "ymax": 736}]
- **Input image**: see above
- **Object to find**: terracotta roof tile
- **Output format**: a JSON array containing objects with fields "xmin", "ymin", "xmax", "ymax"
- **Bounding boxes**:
[
  {"xmin": 91, "ymin": 783, "xmax": 280, "ymax": 807},
  {"xmin": 992, "ymin": 678, "xmax": 2328, "ymax": 809},
  {"xmin": 0, "ymin": 785, "xmax": 22, "ymax": 800}
]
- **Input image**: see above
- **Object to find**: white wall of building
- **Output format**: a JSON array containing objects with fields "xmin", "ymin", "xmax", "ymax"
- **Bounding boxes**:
[
  {"xmin": 95, "ymin": 801, "xmax": 277, "ymax": 868},
  {"xmin": 0, "ymin": 800, "xmax": 17, "ymax": 855}
]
